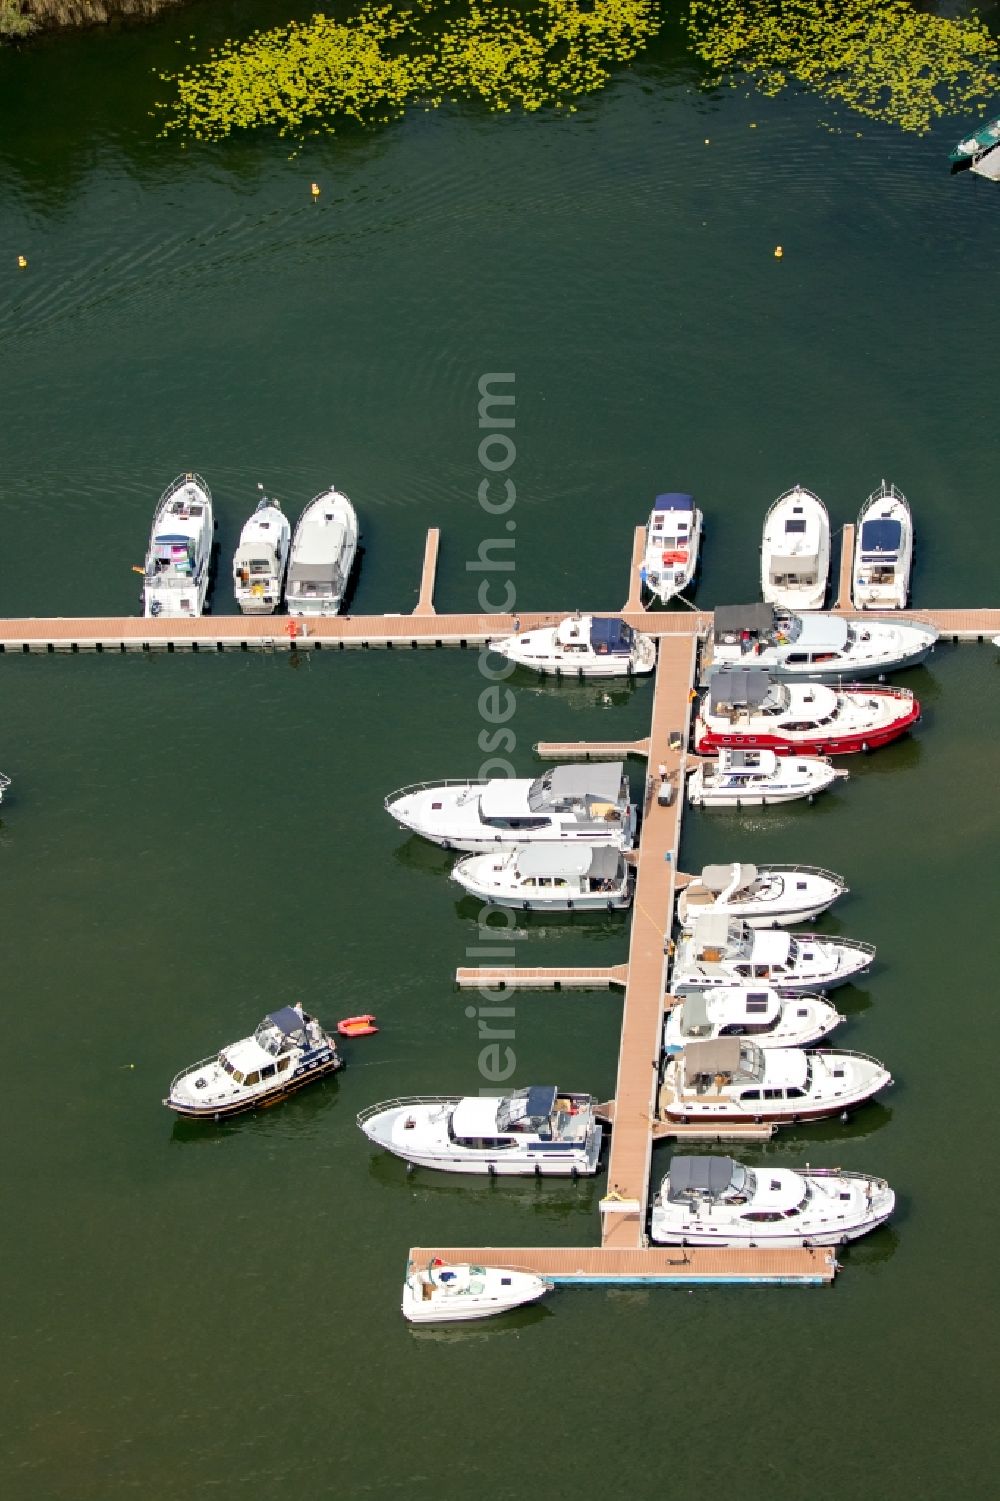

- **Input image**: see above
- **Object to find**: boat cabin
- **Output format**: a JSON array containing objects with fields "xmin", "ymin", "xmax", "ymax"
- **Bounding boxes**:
[
  {"xmin": 448, "ymin": 1086, "xmax": 589, "ymax": 1148},
  {"xmin": 766, "ymin": 504, "xmax": 823, "ymax": 592},
  {"xmin": 480, "ymin": 763, "xmax": 629, "ymax": 833},
  {"xmin": 713, "ymin": 605, "xmax": 850, "ymax": 667},
  {"xmin": 858, "ymin": 518, "xmax": 902, "ymax": 588},
  {"xmin": 514, "ymin": 843, "xmax": 625, "ymax": 892},
  {"xmin": 554, "ymin": 616, "xmax": 636, "ymax": 657},
  {"xmin": 672, "ymin": 989, "xmax": 784, "ymax": 1040},
  {"xmin": 707, "ymin": 668, "xmax": 785, "ymax": 717},
  {"xmin": 648, "ymin": 492, "xmax": 695, "ymax": 551}
]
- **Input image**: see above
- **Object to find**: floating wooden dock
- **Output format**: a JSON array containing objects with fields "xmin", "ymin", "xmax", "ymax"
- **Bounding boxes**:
[
  {"xmin": 456, "ymin": 965, "xmax": 629, "ymax": 991},
  {"xmin": 533, "ymin": 738, "xmax": 650, "ymax": 761},
  {"xmin": 835, "ymin": 523, "xmax": 855, "ymax": 611},
  {"xmin": 407, "ymin": 1244, "xmax": 835, "ymax": 1285}
]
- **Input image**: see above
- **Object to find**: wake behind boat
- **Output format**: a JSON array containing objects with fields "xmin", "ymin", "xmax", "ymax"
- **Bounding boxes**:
[
  {"xmin": 642, "ymin": 492, "xmax": 703, "ymax": 603},
  {"xmin": 709, "ymin": 603, "xmax": 936, "ymax": 678},
  {"xmin": 490, "ymin": 615, "xmax": 655, "ymax": 677},
  {"xmin": 287, "ymin": 486, "xmax": 358, "ymax": 616},
  {"xmin": 852, "ymin": 482, "xmax": 913, "ymax": 610},
  {"xmin": 402, "ymin": 1261, "xmax": 552, "ymax": 1324},
  {"xmin": 761, "ymin": 486, "xmax": 830, "ymax": 611},
  {"xmin": 142, "ymin": 473, "xmax": 214, "ymax": 619},
  {"xmin": 232, "ymin": 490, "xmax": 290, "ymax": 614}
]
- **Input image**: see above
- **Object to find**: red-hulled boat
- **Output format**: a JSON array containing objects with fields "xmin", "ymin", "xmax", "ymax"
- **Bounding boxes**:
[{"xmin": 694, "ymin": 667, "xmax": 919, "ymax": 756}]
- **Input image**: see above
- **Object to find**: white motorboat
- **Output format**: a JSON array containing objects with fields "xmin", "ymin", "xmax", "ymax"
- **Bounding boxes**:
[
  {"xmin": 642, "ymin": 492, "xmax": 703, "ymax": 603},
  {"xmin": 658, "ymin": 1039, "xmax": 891, "ymax": 1126},
  {"xmin": 709, "ymin": 603, "xmax": 936, "ymax": 679},
  {"xmin": 0, "ymin": 771, "xmax": 10, "ymax": 803},
  {"xmin": 489, "ymin": 614, "xmax": 656, "ymax": 677},
  {"xmin": 286, "ymin": 486, "xmax": 358, "ymax": 616},
  {"xmin": 402, "ymin": 1261, "xmax": 552, "ymax": 1323},
  {"xmin": 853, "ymin": 481, "xmax": 914, "ymax": 610},
  {"xmin": 358, "ymin": 1085, "xmax": 602, "ymax": 1176},
  {"xmin": 663, "ymin": 987, "xmax": 843, "ymax": 1053},
  {"xmin": 385, "ymin": 762, "xmax": 637, "ymax": 853},
  {"xmin": 649, "ymin": 1155, "xmax": 895, "ymax": 1247},
  {"xmin": 687, "ymin": 748, "xmax": 847, "ymax": 807},
  {"xmin": 678, "ymin": 863, "xmax": 847, "ymax": 928},
  {"xmin": 695, "ymin": 668, "xmax": 920, "ymax": 755},
  {"xmin": 163, "ymin": 1005, "xmax": 343, "ymax": 1120},
  {"xmin": 141, "ymin": 473, "xmax": 214, "ymax": 619},
  {"xmin": 671, "ymin": 914, "xmax": 874, "ymax": 993},
  {"xmin": 232, "ymin": 490, "xmax": 291, "ymax": 614},
  {"xmin": 761, "ymin": 486, "xmax": 830, "ymax": 612},
  {"xmin": 451, "ymin": 842, "xmax": 631, "ymax": 910}
]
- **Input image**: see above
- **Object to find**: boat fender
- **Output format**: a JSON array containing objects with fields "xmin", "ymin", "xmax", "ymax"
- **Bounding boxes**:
[{"xmin": 861, "ymin": 741, "xmax": 870, "ymax": 753}]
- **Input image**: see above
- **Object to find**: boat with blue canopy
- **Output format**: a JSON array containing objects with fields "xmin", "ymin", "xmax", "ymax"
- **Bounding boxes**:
[
  {"xmin": 852, "ymin": 481, "xmax": 913, "ymax": 610},
  {"xmin": 489, "ymin": 612, "xmax": 655, "ymax": 677},
  {"xmin": 142, "ymin": 473, "xmax": 214, "ymax": 619},
  {"xmin": 164, "ymin": 1004, "xmax": 343, "ymax": 1119},
  {"xmin": 642, "ymin": 492, "xmax": 703, "ymax": 603}
]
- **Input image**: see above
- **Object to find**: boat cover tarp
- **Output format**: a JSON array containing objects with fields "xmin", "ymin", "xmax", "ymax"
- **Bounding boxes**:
[
  {"xmin": 653, "ymin": 493, "xmax": 694, "ymax": 512},
  {"xmin": 544, "ymin": 763, "xmax": 623, "ymax": 804},
  {"xmin": 590, "ymin": 617, "xmax": 634, "ymax": 654},
  {"xmin": 769, "ymin": 551, "xmax": 818, "ymax": 571},
  {"xmin": 268, "ymin": 1006, "xmax": 306, "ymax": 1036},
  {"xmin": 667, "ymin": 1156, "xmax": 737, "ymax": 1200},
  {"xmin": 681, "ymin": 1038, "xmax": 743, "ymax": 1078},
  {"xmin": 860, "ymin": 518, "xmax": 902, "ymax": 555},
  {"xmin": 505, "ymin": 1085, "xmax": 557, "ymax": 1123},
  {"xmin": 714, "ymin": 603, "xmax": 774, "ymax": 639},
  {"xmin": 517, "ymin": 844, "xmax": 592, "ymax": 878},
  {"xmin": 795, "ymin": 614, "xmax": 849, "ymax": 649},
  {"xmin": 708, "ymin": 668, "xmax": 772, "ymax": 707},
  {"xmin": 288, "ymin": 560, "xmax": 340, "ymax": 584},
  {"xmin": 700, "ymin": 862, "xmax": 756, "ymax": 892},
  {"xmin": 679, "ymin": 991, "xmax": 711, "ymax": 1034},
  {"xmin": 690, "ymin": 912, "xmax": 734, "ymax": 948}
]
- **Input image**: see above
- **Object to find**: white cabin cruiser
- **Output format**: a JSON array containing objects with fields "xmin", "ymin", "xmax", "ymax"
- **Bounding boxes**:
[
  {"xmin": 642, "ymin": 492, "xmax": 703, "ymax": 602},
  {"xmin": 232, "ymin": 491, "xmax": 291, "ymax": 614},
  {"xmin": 650, "ymin": 1155, "xmax": 895, "ymax": 1247},
  {"xmin": 710, "ymin": 603, "xmax": 936, "ymax": 679},
  {"xmin": 286, "ymin": 487, "xmax": 358, "ymax": 616},
  {"xmin": 663, "ymin": 988, "xmax": 843, "ymax": 1053},
  {"xmin": 695, "ymin": 668, "xmax": 920, "ymax": 755},
  {"xmin": 451, "ymin": 842, "xmax": 631, "ymax": 910},
  {"xmin": 490, "ymin": 615, "xmax": 656, "ymax": 678},
  {"xmin": 687, "ymin": 748, "xmax": 847, "ymax": 807},
  {"xmin": 358, "ymin": 1085, "xmax": 602, "ymax": 1176},
  {"xmin": 142, "ymin": 473, "xmax": 214, "ymax": 619},
  {"xmin": 678, "ymin": 863, "xmax": 846, "ymax": 928},
  {"xmin": 402, "ymin": 1261, "xmax": 552, "ymax": 1324},
  {"xmin": 853, "ymin": 482, "xmax": 914, "ymax": 610},
  {"xmin": 658, "ymin": 1039, "xmax": 891, "ymax": 1126},
  {"xmin": 385, "ymin": 762, "xmax": 636, "ymax": 853},
  {"xmin": 164, "ymin": 1005, "xmax": 342, "ymax": 1120},
  {"xmin": 761, "ymin": 487, "xmax": 830, "ymax": 611},
  {"xmin": 671, "ymin": 914, "xmax": 874, "ymax": 993}
]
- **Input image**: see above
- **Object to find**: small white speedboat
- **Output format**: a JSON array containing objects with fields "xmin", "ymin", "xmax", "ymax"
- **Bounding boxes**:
[
  {"xmin": 649, "ymin": 1155, "xmax": 895, "ymax": 1247},
  {"xmin": 671, "ymin": 914, "xmax": 874, "ymax": 993},
  {"xmin": 678, "ymin": 863, "xmax": 847, "ymax": 928},
  {"xmin": 286, "ymin": 487, "xmax": 358, "ymax": 616},
  {"xmin": 451, "ymin": 842, "xmax": 631, "ymax": 910},
  {"xmin": 642, "ymin": 493, "xmax": 703, "ymax": 603},
  {"xmin": 164, "ymin": 1005, "xmax": 342, "ymax": 1120},
  {"xmin": 853, "ymin": 481, "xmax": 913, "ymax": 610},
  {"xmin": 402, "ymin": 1261, "xmax": 552, "ymax": 1323},
  {"xmin": 490, "ymin": 615, "xmax": 656, "ymax": 677},
  {"xmin": 663, "ymin": 987, "xmax": 843, "ymax": 1052},
  {"xmin": 233, "ymin": 490, "xmax": 291, "ymax": 614},
  {"xmin": 761, "ymin": 486, "xmax": 830, "ymax": 611},
  {"xmin": 385, "ymin": 762, "xmax": 637, "ymax": 853},
  {"xmin": 687, "ymin": 748, "xmax": 847, "ymax": 807},
  {"xmin": 142, "ymin": 473, "xmax": 214, "ymax": 619},
  {"xmin": 709, "ymin": 604, "xmax": 936, "ymax": 679},
  {"xmin": 358, "ymin": 1085, "xmax": 602, "ymax": 1176},
  {"xmin": 658, "ymin": 1040, "xmax": 891, "ymax": 1126}
]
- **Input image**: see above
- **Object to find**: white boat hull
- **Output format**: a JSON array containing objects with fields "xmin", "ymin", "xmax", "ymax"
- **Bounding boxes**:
[
  {"xmin": 853, "ymin": 485, "xmax": 913, "ymax": 610},
  {"xmin": 402, "ymin": 1265, "xmax": 551, "ymax": 1323},
  {"xmin": 287, "ymin": 489, "xmax": 358, "ymax": 616},
  {"xmin": 761, "ymin": 487, "xmax": 830, "ymax": 612}
]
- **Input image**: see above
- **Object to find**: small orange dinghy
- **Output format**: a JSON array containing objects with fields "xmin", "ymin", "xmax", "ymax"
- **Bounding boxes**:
[{"xmin": 338, "ymin": 1014, "xmax": 379, "ymax": 1038}]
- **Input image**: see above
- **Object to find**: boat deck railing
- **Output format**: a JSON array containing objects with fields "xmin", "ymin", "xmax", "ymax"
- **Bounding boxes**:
[
  {"xmin": 385, "ymin": 779, "xmax": 489, "ymax": 804},
  {"xmin": 356, "ymin": 1095, "xmax": 460, "ymax": 1127}
]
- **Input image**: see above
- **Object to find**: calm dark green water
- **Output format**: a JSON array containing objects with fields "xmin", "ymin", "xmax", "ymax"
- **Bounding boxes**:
[{"xmin": 2, "ymin": 9, "xmax": 999, "ymax": 1500}]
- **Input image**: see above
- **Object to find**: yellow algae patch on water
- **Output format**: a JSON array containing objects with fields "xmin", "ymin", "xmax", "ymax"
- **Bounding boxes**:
[
  {"xmin": 686, "ymin": 0, "xmax": 998, "ymax": 135},
  {"xmin": 158, "ymin": 1, "xmax": 660, "ymax": 139}
]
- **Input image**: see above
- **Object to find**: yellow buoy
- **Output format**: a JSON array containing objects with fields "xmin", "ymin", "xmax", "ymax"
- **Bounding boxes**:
[
  {"xmin": 774, "ymin": 245, "xmax": 784, "ymax": 259},
  {"xmin": 17, "ymin": 255, "xmax": 27, "ymax": 269},
  {"xmin": 310, "ymin": 181, "xmax": 321, "ymax": 199}
]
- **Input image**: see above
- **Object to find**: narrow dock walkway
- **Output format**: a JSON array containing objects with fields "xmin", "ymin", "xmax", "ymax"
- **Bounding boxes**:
[
  {"xmin": 534, "ymin": 738, "xmax": 650, "ymax": 761},
  {"xmin": 624, "ymin": 525, "xmax": 646, "ymax": 612},
  {"xmin": 413, "ymin": 528, "xmax": 440, "ymax": 616},
  {"xmin": 456, "ymin": 965, "xmax": 628, "ymax": 991},
  {"xmin": 407, "ymin": 1244, "xmax": 835, "ymax": 1284},
  {"xmin": 835, "ymin": 524, "xmax": 855, "ymax": 610}
]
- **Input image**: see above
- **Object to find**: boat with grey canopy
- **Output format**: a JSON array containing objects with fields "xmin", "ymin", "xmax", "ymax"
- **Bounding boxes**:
[
  {"xmin": 286, "ymin": 486, "xmax": 358, "ymax": 616},
  {"xmin": 451, "ymin": 842, "xmax": 631, "ymax": 910},
  {"xmin": 677, "ymin": 863, "xmax": 846, "ymax": 928},
  {"xmin": 649, "ymin": 1155, "xmax": 895, "ymax": 1247},
  {"xmin": 663, "ymin": 987, "xmax": 842, "ymax": 1052},
  {"xmin": 709, "ymin": 602, "xmax": 935, "ymax": 679}
]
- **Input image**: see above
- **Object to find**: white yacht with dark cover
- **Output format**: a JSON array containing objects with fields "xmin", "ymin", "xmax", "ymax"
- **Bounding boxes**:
[
  {"xmin": 709, "ymin": 603, "xmax": 936, "ymax": 679},
  {"xmin": 232, "ymin": 490, "xmax": 291, "ymax": 614},
  {"xmin": 650, "ymin": 1156, "xmax": 895, "ymax": 1247},
  {"xmin": 142, "ymin": 473, "xmax": 214, "ymax": 619},
  {"xmin": 287, "ymin": 486, "xmax": 358, "ymax": 616},
  {"xmin": 687, "ymin": 748, "xmax": 847, "ymax": 807},
  {"xmin": 671, "ymin": 914, "xmax": 874, "ymax": 993},
  {"xmin": 490, "ymin": 614, "xmax": 655, "ymax": 677},
  {"xmin": 358, "ymin": 1085, "xmax": 602, "ymax": 1176},
  {"xmin": 385, "ymin": 762, "xmax": 636, "ymax": 853},
  {"xmin": 658, "ymin": 1039, "xmax": 891, "ymax": 1126},
  {"xmin": 402, "ymin": 1261, "xmax": 552, "ymax": 1324},
  {"xmin": 663, "ymin": 987, "xmax": 842, "ymax": 1052},
  {"xmin": 164, "ymin": 1005, "xmax": 342, "ymax": 1119},
  {"xmin": 642, "ymin": 492, "xmax": 703, "ymax": 602},
  {"xmin": 677, "ymin": 863, "xmax": 846, "ymax": 928},
  {"xmin": 852, "ymin": 482, "xmax": 914, "ymax": 610},
  {"xmin": 451, "ymin": 843, "xmax": 631, "ymax": 910},
  {"xmin": 761, "ymin": 487, "xmax": 830, "ymax": 611}
]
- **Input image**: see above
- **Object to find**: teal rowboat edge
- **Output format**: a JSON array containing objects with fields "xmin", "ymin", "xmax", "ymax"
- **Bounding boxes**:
[{"xmin": 949, "ymin": 115, "xmax": 1000, "ymax": 163}]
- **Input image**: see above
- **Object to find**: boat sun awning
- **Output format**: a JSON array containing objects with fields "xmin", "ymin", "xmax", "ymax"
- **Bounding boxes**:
[
  {"xmin": 266, "ymin": 1006, "xmax": 307, "ymax": 1037},
  {"xmin": 860, "ymin": 518, "xmax": 902, "ymax": 556},
  {"xmin": 682, "ymin": 1038, "xmax": 743, "ymax": 1079},
  {"xmin": 708, "ymin": 668, "xmax": 772, "ymax": 707},
  {"xmin": 714, "ymin": 603, "xmax": 774, "ymax": 639},
  {"xmin": 653, "ymin": 493, "xmax": 694, "ymax": 512},
  {"xmin": 288, "ymin": 561, "xmax": 339, "ymax": 584},
  {"xmin": 538, "ymin": 762, "xmax": 623, "ymax": 806},
  {"xmin": 690, "ymin": 912, "xmax": 734, "ymax": 948},
  {"xmin": 699, "ymin": 862, "xmax": 756, "ymax": 892},
  {"xmin": 667, "ymin": 1155, "xmax": 738, "ymax": 1201},
  {"xmin": 516, "ymin": 843, "xmax": 622, "ymax": 879},
  {"xmin": 589, "ymin": 617, "xmax": 634, "ymax": 654}
]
